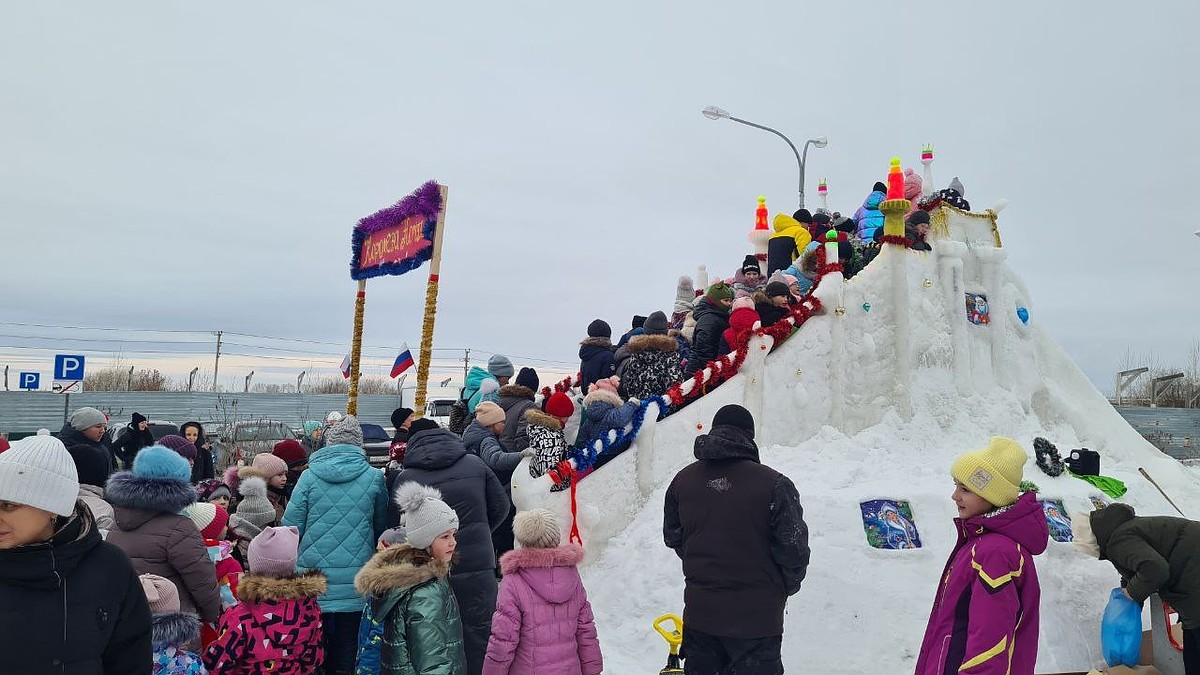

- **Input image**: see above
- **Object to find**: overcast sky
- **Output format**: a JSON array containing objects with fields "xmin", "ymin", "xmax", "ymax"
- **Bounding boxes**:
[{"xmin": 2, "ymin": 1, "xmax": 1198, "ymax": 393}]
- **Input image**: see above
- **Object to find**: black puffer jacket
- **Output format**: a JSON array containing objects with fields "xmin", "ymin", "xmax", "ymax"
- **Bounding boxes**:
[
  {"xmin": 1091, "ymin": 503, "xmax": 1200, "ymax": 628},
  {"xmin": 685, "ymin": 298, "xmax": 730, "ymax": 376},
  {"xmin": 0, "ymin": 503, "xmax": 152, "ymax": 674},
  {"xmin": 578, "ymin": 337, "xmax": 617, "ymax": 394},
  {"xmin": 399, "ymin": 428, "xmax": 509, "ymax": 575},
  {"xmin": 59, "ymin": 423, "xmax": 115, "ymax": 487},
  {"xmin": 663, "ymin": 424, "xmax": 810, "ymax": 639},
  {"xmin": 110, "ymin": 424, "xmax": 155, "ymax": 468}
]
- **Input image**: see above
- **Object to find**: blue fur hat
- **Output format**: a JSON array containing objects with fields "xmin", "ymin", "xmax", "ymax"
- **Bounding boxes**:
[{"xmin": 133, "ymin": 446, "xmax": 192, "ymax": 483}]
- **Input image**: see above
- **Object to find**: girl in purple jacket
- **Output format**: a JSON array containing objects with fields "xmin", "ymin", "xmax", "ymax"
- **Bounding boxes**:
[
  {"xmin": 915, "ymin": 438, "xmax": 1049, "ymax": 675},
  {"xmin": 483, "ymin": 509, "xmax": 603, "ymax": 675}
]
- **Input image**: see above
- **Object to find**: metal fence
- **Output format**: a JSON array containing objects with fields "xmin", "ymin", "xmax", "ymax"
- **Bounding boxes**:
[
  {"xmin": 1115, "ymin": 406, "xmax": 1200, "ymax": 460},
  {"xmin": 0, "ymin": 391, "xmax": 407, "ymax": 434}
]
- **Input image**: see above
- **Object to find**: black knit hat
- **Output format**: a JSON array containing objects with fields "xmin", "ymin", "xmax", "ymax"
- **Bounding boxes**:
[
  {"xmin": 643, "ymin": 311, "xmax": 669, "ymax": 335},
  {"xmin": 712, "ymin": 404, "xmax": 755, "ymax": 438},
  {"xmin": 872, "ymin": 181, "xmax": 888, "ymax": 194},
  {"xmin": 632, "ymin": 315, "xmax": 647, "ymax": 329},
  {"xmin": 906, "ymin": 210, "xmax": 931, "ymax": 226},
  {"xmin": 812, "ymin": 212, "xmax": 832, "ymax": 226},
  {"xmin": 741, "ymin": 255, "xmax": 761, "ymax": 275},
  {"xmin": 390, "ymin": 407, "xmax": 414, "ymax": 429},
  {"xmin": 587, "ymin": 319, "xmax": 611, "ymax": 338},
  {"xmin": 132, "ymin": 412, "xmax": 148, "ymax": 426},
  {"xmin": 833, "ymin": 216, "xmax": 857, "ymax": 234},
  {"xmin": 765, "ymin": 281, "xmax": 790, "ymax": 298},
  {"xmin": 515, "ymin": 367, "xmax": 539, "ymax": 391},
  {"xmin": 792, "ymin": 209, "xmax": 813, "ymax": 224},
  {"xmin": 408, "ymin": 418, "xmax": 440, "ymax": 436}
]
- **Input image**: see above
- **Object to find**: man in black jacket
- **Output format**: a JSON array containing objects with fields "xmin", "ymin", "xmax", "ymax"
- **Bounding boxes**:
[{"xmin": 664, "ymin": 404, "xmax": 810, "ymax": 674}]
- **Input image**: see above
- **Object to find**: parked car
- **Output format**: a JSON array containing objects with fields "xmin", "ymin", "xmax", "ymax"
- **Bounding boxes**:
[
  {"xmin": 361, "ymin": 423, "xmax": 392, "ymax": 468},
  {"xmin": 425, "ymin": 399, "xmax": 455, "ymax": 429},
  {"xmin": 215, "ymin": 420, "xmax": 298, "ymax": 471}
]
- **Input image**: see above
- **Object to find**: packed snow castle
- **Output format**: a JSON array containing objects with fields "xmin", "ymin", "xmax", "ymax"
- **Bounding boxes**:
[{"xmin": 511, "ymin": 153, "xmax": 1200, "ymax": 673}]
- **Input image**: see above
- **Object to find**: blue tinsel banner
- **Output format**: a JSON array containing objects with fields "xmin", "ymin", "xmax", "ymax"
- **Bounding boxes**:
[{"xmin": 569, "ymin": 395, "xmax": 671, "ymax": 473}]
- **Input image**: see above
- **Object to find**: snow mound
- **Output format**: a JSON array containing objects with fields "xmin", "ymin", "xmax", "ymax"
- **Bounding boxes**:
[{"xmin": 511, "ymin": 203, "xmax": 1200, "ymax": 674}]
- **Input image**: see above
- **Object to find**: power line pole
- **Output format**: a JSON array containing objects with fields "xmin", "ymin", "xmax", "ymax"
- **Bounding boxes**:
[
  {"xmin": 462, "ymin": 348, "xmax": 470, "ymax": 387},
  {"xmin": 212, "ymin": 330, "xmax": 223, "ymax": 392}
]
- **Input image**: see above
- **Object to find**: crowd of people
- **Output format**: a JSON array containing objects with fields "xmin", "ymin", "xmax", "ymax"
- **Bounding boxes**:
[{"xmin": 0, "ymin": 177, "xmax": 1198, "ymax": 673}]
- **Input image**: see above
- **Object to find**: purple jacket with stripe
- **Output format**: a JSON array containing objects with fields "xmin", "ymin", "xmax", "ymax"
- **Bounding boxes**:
[{"xmin": 914, "ymin": 492, "xmax": 1049, "ymax": 675}]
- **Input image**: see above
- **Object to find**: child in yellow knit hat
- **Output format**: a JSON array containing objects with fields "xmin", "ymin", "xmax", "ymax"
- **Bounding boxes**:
[{"xmin": 914, "ymin": 437, "xmax": 1049, "ymax": 675}]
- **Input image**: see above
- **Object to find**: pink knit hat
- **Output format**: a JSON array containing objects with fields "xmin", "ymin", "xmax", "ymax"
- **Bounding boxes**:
[
  {"xmin": 139, "ymin": 574, "xmax": 181, "ymax": 615},
  {"xmin": 475, "ymin": 401, "xmax": 505, "ymax": 427},
  {"xmin": 251, "ymin": 452, "xmax": 288, "ymax": 480},
  {"xmin": 589, "ymin": 376, "xmax": 620, "ymax": 397},
  {"xmin": 904, "ymin": 167, "xmax": 923, "ymax": 201},
  {"xmin": 732, "ymin": 296, "xmax": 755, "ymax": 311},
  {"xmin": 248, "ymin": 526, "xmax": 300, "ymax": 577}
]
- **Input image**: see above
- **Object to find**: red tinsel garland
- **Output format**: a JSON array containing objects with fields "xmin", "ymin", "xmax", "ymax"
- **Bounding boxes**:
[{"xmin": 880, "ymin": 234, "xmax": 913, "ymax": 248}]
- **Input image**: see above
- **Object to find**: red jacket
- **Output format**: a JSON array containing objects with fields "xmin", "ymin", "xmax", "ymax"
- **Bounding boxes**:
[{"xmin": 203, "ymin": 571, "xmax": 327, "ymax": 675}]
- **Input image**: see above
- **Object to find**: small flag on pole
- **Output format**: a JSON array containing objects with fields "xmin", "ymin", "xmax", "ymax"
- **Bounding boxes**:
[
  {"xmin": 390, "ymin": 343, "xmax": 415, "ymax": 379},
  {"xmin": 340, "ymin": 353, "xmax": 352, "ymax": 379}
]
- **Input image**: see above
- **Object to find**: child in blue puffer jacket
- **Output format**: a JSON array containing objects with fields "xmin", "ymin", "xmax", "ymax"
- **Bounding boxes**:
[{"xmin": 854, "ymin": 181, "xmax": 887, "ymax": 242}]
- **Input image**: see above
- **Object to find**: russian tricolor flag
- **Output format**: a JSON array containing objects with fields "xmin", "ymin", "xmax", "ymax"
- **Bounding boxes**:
[
  {"xmin": 390, "ymin": 343, "xmax": 415, "ymax": 379},
  {"xmin": 340, "ymin": 353, "xmax": 352, "ymax": 379}
]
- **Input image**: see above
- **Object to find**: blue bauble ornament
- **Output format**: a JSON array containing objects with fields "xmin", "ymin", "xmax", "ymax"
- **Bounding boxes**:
[{"xmin": 1016, "ymin": 307, "xmax": 1029, "ymax": 325}]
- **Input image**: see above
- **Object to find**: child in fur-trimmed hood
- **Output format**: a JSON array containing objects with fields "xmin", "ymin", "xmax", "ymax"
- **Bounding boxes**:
[
  {"xmin": 203, "ymin": 526, "xmax": 327, "ymax": 674},
  {"xmin": 141, "ymin": 574, "xmax": 205, "ymax": 675},
  {"xmin": 354, "ymin": 483, "xmax": 466, "ymax": 675},
  {"xmin": 483, "ymin": 509, "xmax": 602, "ymax": 675}
]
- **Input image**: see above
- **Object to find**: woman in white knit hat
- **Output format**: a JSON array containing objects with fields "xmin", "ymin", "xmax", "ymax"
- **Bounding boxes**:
[{"xmin": 0, "ymin": 431, "xmax": 152, "ymax": 673}]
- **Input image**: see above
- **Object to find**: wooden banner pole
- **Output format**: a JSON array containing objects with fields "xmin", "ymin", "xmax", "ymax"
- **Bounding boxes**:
[
  {"xmin": 413, "ymin": 185, "xmax": 449, "ymax": 419},
  {"xmin": 346, "ymin": 279, "xmax": 367, "ymax": 416}
]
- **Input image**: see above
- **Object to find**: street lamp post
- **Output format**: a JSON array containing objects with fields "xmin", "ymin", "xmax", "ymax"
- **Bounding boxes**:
[{"xmin": 701, "ymin": 106, "xmax": 827, "ymax": 209}]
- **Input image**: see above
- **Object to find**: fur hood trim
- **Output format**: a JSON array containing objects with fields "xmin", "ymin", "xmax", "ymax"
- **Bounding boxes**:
[
  {"xmin": 354, "ymin": 543, "xmax": 450, "ymax": 597},
  {"xmin": 237, "ymin": 465, "xmax": 269, "ymax": 481},
  {"xmin": 151, "ymin": 612, "xmax": 200, "ymax": 650},
  {"xmin": 579, "ymin": 336, "xmax": 614, "ymax": 349},
  {"xmin": 222, "ymin": 466, "xmax": 241, "ymax": 494},
  {"xmin": 524, "ymin": 409, "xmax": 563, "ymax": 431},
  {"xmin": 498, "ymin": 384, "xmax": 536, "ymax": 401},
  {"xmin": 105, "ymin": 471, "xmax": 196, "ymax": 513},
  {"xmin": 627, "ymin": 334, "xmax": 680, "ymax": 354},
  {"xmin": 583, "ymin": 388, "xmax": 624, "ymax": 409},
  {"xmin": 238, "ymin": 570, "xmax": 327, "ymax": 603},
  {"xmin": 499, "ymin": 544, "xmax": 584, "ymax": 575}
]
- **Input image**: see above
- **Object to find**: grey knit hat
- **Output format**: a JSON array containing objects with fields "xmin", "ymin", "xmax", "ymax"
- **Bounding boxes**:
[
  {"xmin": 487, "ymin": 354, "xmax": 515, "ymax": 378},
  {"xmin": 68, "ymin": 407, "xmax": 107, "ymax": 432},
  {"xmin": 324, "ymin": 413, "xmax": 363, "ymax": 448},
  {"xmin": 395, "ymin": 482, "xmax": 459, "ymax": 550},
  {"xmin": 236, "ymin": 476, "xmax": 276, "ymax": 528},
  {"xmin": 642, "ymin": 311, "xmax": 669, "ymax": 336},
  {"xmin": 0, "ymin": 431, "xmax": 79, "ymax": 516}
]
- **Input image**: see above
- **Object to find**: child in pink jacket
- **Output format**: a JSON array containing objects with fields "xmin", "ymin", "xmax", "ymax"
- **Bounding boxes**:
[
  {"xmin": 484, "ymin": 509, "xmax": 603, "ymax": 675},
  {"xmin": 203, "ymin": 526, "xmax": 327, "ymax": 674},
  {"xmin": 914, "ymin": 438, "xmax": 1048, "ymax": 675}
]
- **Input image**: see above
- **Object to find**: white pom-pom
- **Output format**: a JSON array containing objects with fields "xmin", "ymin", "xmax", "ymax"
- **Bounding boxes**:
[
  {"xmin": 394, "ymin": 482, "xmax": 442, "ymax": 512},
  {"xmin": 36, "ymin": 428, "xmax": 50, "ymax": 435},
  {"xmin": 239, "ymin": 475, "xmax": 267, "ymax": 498}
]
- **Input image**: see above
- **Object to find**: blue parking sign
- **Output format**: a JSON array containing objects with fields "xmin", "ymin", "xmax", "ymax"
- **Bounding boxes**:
[
  {"xmin": 19, "ymin": 372, "xmax": 40, "ymax": 390},
  {"xmin": 54, "ymin": 354, "xmax": 86, "ymax": 380}
]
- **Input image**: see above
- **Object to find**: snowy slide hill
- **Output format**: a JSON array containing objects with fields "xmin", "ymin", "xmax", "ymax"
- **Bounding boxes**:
[{"xmin": 511, "ymin": 202, "xmax": 1200, "ymax": 674}]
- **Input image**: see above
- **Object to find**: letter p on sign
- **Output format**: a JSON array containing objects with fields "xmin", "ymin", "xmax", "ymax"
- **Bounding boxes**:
[{"xmin": 54, "ymin": 354, "xmax": 85, "ymax": 380}]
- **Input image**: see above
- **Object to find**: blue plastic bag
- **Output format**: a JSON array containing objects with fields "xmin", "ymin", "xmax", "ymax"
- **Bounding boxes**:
[{"xmin": 1101, "ymin": 587, "xmax": 1142, "ymax": 667}]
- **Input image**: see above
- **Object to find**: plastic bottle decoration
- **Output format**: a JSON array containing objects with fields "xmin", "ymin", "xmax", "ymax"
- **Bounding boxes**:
[
  {"xmin": 886, "ymin": 157, "xmax": 905, "ymax": 201},
  {"xmin": 1017, "ymin": 307, "xmax": 1030, "ymax": 325},
  {"xmin": 920, "ymin": 144, "xmax": 936, "ymax": 198},
  {"xmin": 748, "ymin": 195, "xmax": 771, "ymax": 261},
  {"xmin": 817, "ymin": 178, "xmax": 829, "ymax": 211}
]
